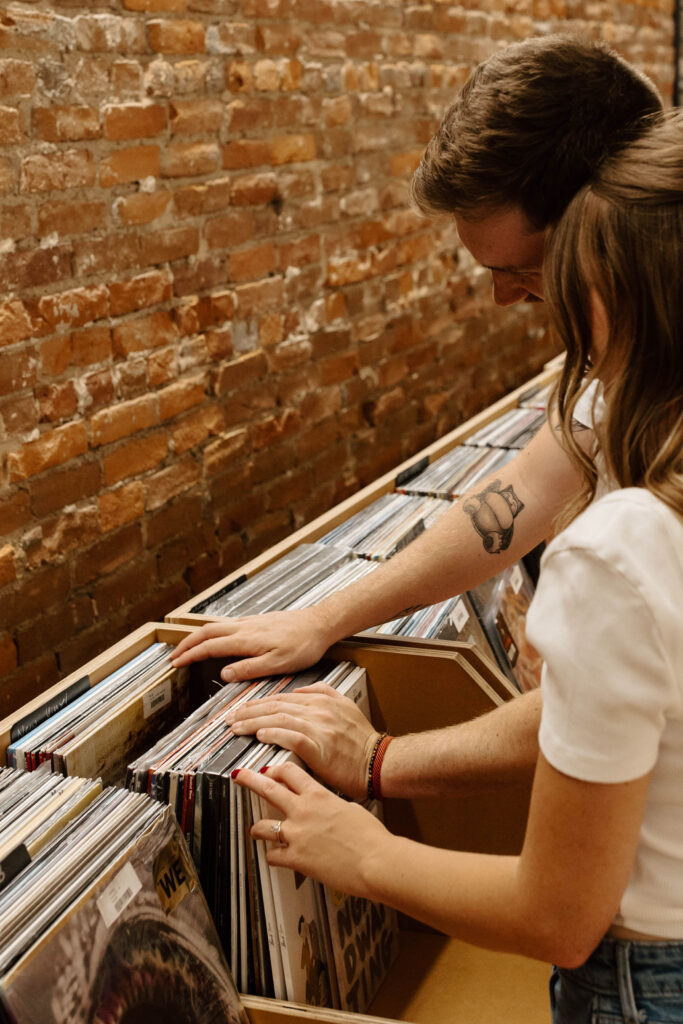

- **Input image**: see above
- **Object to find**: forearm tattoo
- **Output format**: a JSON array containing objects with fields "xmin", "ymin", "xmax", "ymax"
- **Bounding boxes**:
[{"xmin": 462, "ymin": 479, "xmax": 524, "ymax": 554}]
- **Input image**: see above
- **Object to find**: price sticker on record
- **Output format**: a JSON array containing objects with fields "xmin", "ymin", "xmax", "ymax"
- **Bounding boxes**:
[
  {"xmin": 510, "ymin": 565, "xmax": 524, "ymax": 594},
  {"xmin": 96, "ymin": 861, "xmax": 142, "ymax": 928},
  {"xmin": 449, "ymin": 599, "xmax": 469, "ymax": 634}
]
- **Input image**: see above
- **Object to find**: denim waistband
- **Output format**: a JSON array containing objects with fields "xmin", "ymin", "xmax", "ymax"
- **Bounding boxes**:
[{"xmin": 567, "ymin": 936, "xmax": 683, "ymax": 1000}]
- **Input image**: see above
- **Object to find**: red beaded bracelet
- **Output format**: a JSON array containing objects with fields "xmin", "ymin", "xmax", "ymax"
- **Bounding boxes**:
[{"xmin": 367, "ymin": 733, "xmax": 393, "ymax": 801}]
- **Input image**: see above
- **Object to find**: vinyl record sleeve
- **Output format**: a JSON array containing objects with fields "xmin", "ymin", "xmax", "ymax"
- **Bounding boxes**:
[{"xmin": 0, "ymin": 805, "xmax": 247, "ymax": 1024}]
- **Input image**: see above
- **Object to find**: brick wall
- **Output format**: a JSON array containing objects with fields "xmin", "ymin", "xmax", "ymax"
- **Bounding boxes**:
[{"xmin": 0, "ymin": 0, "xmax": 675, "ymax": 713}]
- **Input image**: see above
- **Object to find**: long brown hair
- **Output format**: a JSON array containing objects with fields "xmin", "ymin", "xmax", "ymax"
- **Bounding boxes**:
[{"xmin": 546, "ymin": 111, "xmax": 683, "ymax": 524}]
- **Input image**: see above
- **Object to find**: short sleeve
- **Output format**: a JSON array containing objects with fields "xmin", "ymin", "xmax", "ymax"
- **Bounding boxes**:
[{"xmin": 529, "ymin": 546, "xmax": 673, "ymax": 783}]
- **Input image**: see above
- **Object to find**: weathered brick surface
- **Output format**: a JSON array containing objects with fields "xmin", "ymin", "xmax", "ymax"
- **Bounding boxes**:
[{"xmin": 0, "ymin": 0, "xmax": 674, "ymax": 710}]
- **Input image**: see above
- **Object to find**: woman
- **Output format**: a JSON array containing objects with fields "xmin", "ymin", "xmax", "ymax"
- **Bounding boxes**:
[{"xmin": 230, "ymin": 113, "xmax": 683, "ymax": 1022}]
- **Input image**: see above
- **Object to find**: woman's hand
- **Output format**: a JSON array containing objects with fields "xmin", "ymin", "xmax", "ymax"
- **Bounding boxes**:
[
  {"xmin": 227, "ymin": 683, "xmax": 379, "ymax": 801},
  {"xmin": 170, "ymin": 607, "xmax": 337, "ymax": 683},
  {"xmin": 234, "ymin": 761, "xmax": 388, "ymax": 897}
]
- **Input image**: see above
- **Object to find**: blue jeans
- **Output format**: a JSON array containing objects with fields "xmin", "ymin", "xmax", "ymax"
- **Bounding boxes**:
[{"xmin": 550, "ymin": 937, "xmax": 683, "ymax": 1023}]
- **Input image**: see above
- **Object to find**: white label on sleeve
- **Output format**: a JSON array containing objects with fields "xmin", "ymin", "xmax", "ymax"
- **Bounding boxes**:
[
  {"xmin": 510, "ymin": 565, "xmax": 523, "ymax": 594},
  {"xmin": 96, "ymin": 861, "xmax": 142, "ymax": 928},
  {"xmin": 451, "ymin": 599, "xmax": 469, "ymax": 633},
  {"xmin": 143, "ymin": 678, "xmax": 171, "ymax": 719}
]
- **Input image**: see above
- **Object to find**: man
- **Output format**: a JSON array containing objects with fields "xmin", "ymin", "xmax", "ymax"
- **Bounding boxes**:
[{"xmin": 172, "ymin": 34, "xmax": 662, "ymax": 790}]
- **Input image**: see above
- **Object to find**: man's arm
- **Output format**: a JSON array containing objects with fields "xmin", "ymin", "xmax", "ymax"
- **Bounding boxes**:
[
  {"xmin": 226, "ymin": 680, "xmax": 541, "ymax": 800},
  {"xmin": 173, "ymin": 418, "xmax": 588, "ymax": 682},
  {"xmin": 379, "ymin": 688, "xmax": 541, "ymax": 798}
]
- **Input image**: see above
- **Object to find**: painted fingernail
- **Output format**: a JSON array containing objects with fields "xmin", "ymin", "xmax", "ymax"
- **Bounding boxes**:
[
  {"xmin": 231, "ymin": 769, "xmax": 240, "ymax": 779},
  {"xmin": 259, "ymin": 766, "xmax": 270, "ymax": 774}
]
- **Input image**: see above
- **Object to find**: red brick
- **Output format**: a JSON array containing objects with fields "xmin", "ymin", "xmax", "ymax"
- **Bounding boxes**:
[
  {"xmin": 0, "ymin": 393, "xmax": 38, "ymax": 439},
  {"xmin": 99, "ymin": 145, "xmax": 160, "ymax": 187},
  {"xmin": 99, "ymin": 481, "xmax": 145, "ymax": 532},
  {"xmin": 73, "ymin": 523, "xmax": 143, "ymax": 586},
  {"xmin": 204, "ymin": 209, "xmax": 255, "ymax": 249},
  {"xmin": 0, "ymin": 491, "xmax": 31, "ymax": 535},
  {"xmin": 230, "ymin": 172, "xmax": 279, "ymax": 207},
  {"xmin": 171, "ymin": 404, "xmax": 225, "ymax": 454},
  {"xmin": 252, "ymin": 408, "xmax": 301, "ymax": 449},
  {"xmin": 21, "ymin": 150, "xmax": 96, "ymax": 192},
  {"xmin": 0, "ymin": 156, "xmax": 16, "ymax": 192},
  {"xmin": 226, "ymin": 60, "xmax": 253, "ymax": 92},
  {"xmin": 149, "ymin": 20, "xmax": 206, "ymax": 53},
  {"xmin": 116, "ymin": 191, "xmax": 172, "ymax": 225},
  {"xmin": 172, "ymin": 255, "xmax": 228, "ymax": 297},
  {"xmin": 147, "ymin": 347, "xmax": 176, "ymax": 388},
  {"xmin": 0, "ymin": 656, "xmax": 60, "ymax": 720},
  {"xmin": 146, "ymin": 493, "xmax": 203, "ymax": 548},
  {"xmin": 103, "ymin": 432, "xmax": 168, "ymax": 485},
  {"xmin": 268, "ymin": 338, "xmax": 312, "ymax": 371},
  {"xmin": 37, "ymin": 380, "xmax": 78, "ymax": 422},
  {"xmin": 210, "ymin": 21, "xmax": 258, "ymax": 55},
  {"xmin": 269, "ymin": 133, "xmax": 316, "ymax": 165},
  {"xmin": 113, "ymin": 311, "xmax": 178, "ymax": 357},
  {"xmin": 0, "ymin": 634, "xmax": 17, "ymax": 678},
  {"xmin": 32, "ymin": 105, "xmax": 100, "ymax": 142},
  {"xmin": 29, "ymin": 461, "xmax": 102, "ymax": 517},
  {"xmin": 37, "ymin": 199, "xmax": 106, "ymax": 237},
  {"xmin": 0, "ymin": 246, "xmax": 72, "ymax": 291},
  {"xmin": 111, "ymin": 60, "xmax": 144, "ymax": 96},
  {"xmin": 203, "ymin": 426, "xmax": 249, "ymax": 475},
  {"xmin": 83, "ymin": 368, "xmax": 116, "ymax": 412},
  {"xmin": 140, "ymin": 224, "xmax": 198, "ymax": 264},
  {"xmin": 39, "ymin": 335, "xmax": 71, "ymax": 378},
  {"xmin": 228, "ymin": 97, "xmax": 272, "ymax": 133},
  {"xmin": 33, "ymin": 285, "xmax": 109, "ymax": 331},
  {"xmin": 169, "ymin": 98, "xmax": 223, "ymax": 134},
  {"xmin": 144, "ymin": 456, "xmax": 200, "ymax": 510},
  {"xmin": 26, "ymin": 505, "xmax": 100, "ymax": 568},
  {"xmin": 162, "ymin": 141, "xmax": 220, "ymax": 177},
  {"xmin": 74, "ymin": 15, "xmax": 146, "ymax": 54},
  {"xmin": 73, "ymin": 232, "xmax": 142, "ymax": 280},
  {"xmin": 0, "ymin": 300, "xmax": 35, "ymax": 347},
  {"xmin": 159, "ymin": 374, "xmax": 206, "ymax": 420},
  {"xmin": 16, "ymin": 598, "xmax": 94, "ymax": 661},
  {"xmin": 0, "ymin": 59, "xmax": 35, "ymax": 99},
  {"xmin": 255, "ymin": 24, "xmax": 302, "ymax": 55},
  {"xmin": 222, "ymin": 139, "xmax": 270, "ymax": 170},
  {"xmin": 0, "ymin": 545, "xmax": 16, "ymax": 588},
  {"xmin": 109, "ymin": 269, "xmax": 173, "ymax": 317},
  {"xmin": 90, "ymin": 395, "xmax": 157, "ymax": 447},
  {"xmin": 259, "ymin": 313, "xmax": 283, "ymax": 347},
  {"xmin": 8, "ymin": 421, "xmax": 88, "ymax": 481},
  {"xmin": 0, "ymin": 105, "xmax": 22, "ymax": 143},
  {"xmin": 234, "ymin": 277, "xmax": 284, "ymax": 316},
  {"xmin": 278, "ymin": 234, "xmax": 321, "ymax": 270},
  {"xmin": 173, "ymin": 177, "xmax": 232, "ymax": 216},
  {"xmin": 104, "ymin": 103, "xmax": 167, "ymax": 140},
  {"xmin": 215, "ymin": 350, "xmax": 268, "ymax": 393},
  {"xmin": 0, "ymin": 202, "xmax": 33, "ymax": 241},
  {"xmin": 230, "ymin": 242, "xmax": 276, "ymax": 282},
  {"xmin": 91, "ymin": 552, "xmax": 157, "ymax": 621}
]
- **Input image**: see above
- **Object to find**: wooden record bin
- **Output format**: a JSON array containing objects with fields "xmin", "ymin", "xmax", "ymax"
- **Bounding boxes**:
[
  {"xmin": 0, "ymin": 622, "xmax": 550, "ymax": 1024},
  {"xmin": 166, "ymin": 359, "xmax": 561, "ymax": 628}
]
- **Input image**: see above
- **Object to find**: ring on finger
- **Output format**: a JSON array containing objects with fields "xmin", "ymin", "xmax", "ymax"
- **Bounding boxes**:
[{"xmin": 270, "ymin": 820, "xmax": 287, "ymax": 846}]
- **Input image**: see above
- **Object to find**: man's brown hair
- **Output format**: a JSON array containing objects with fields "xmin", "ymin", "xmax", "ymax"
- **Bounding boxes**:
[{"xmin": 411, "ymin": 34, "xmax": 663, "ymax": 229}]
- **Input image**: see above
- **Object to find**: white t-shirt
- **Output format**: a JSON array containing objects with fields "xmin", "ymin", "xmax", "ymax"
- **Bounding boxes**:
[{"xmin": 527, "ymin": 487, "xmax": 683, "ymax": 936}]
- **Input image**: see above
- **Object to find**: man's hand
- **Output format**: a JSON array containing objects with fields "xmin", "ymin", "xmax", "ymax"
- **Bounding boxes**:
[
  {"xmin": 171, "ymin": 607, "xmax": 337, "ymax": 682},
  {"xmin": 227, "ymin": 682, "xmax": 379, "ymax": 800}
]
